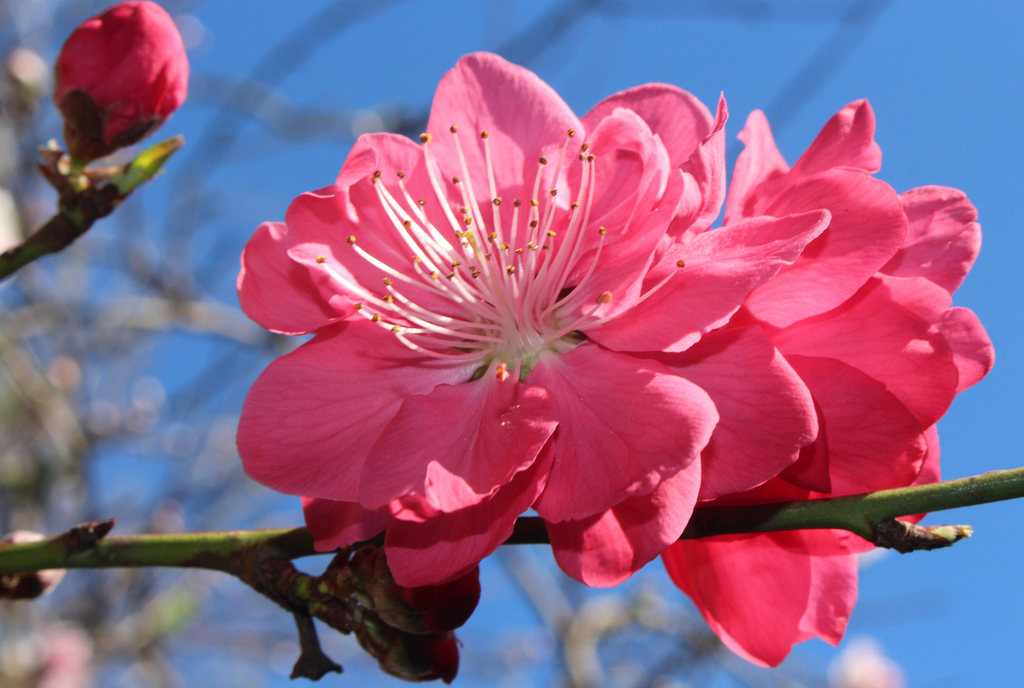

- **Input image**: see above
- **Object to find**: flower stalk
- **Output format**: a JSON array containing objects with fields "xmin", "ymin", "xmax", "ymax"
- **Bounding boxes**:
[{"xmin": 1, "ymin": 467, "xmax": 1021, "ymax": 576}]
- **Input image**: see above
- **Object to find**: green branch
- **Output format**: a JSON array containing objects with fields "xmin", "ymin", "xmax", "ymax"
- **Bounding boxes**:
[{"xmin": 0, "ymin": 468, "xmax": 1021, "ymax": 577}]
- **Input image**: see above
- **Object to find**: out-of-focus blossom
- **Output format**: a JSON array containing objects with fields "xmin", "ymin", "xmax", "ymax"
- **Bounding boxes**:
[
  {"xmin": 54, "ymin": 1, "xmax": 188, "ymax": 163},
  {"xmin": 829, "ymin": 637, "xmax": 905, "ymax": 688},
  {"xmin": 663, "ymin": 101, "xmax": 992, "ymax": 667},
  {"xmin": 239, "ymin": 52, "xmax": 834, "ymax": 587}
]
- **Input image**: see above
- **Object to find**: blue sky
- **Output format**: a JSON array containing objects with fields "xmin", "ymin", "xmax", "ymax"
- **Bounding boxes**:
[{"xmin": 85, "ymin": 1, "xmax": 1024, "ymax": 685}]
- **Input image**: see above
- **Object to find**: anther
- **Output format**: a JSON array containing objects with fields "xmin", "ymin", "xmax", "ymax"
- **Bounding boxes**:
[
  {"xmin": 515, "ymin": 248, "xmax": 524, "ymax": 255},
  {"xmin": 539, "ymin": 156, "xmax": 548, "ymax": 165},
  {"xmin": 480, "ymin": 130, "xmax": 489, "ymax": 139},
  {"xmin": 353, "ymin": 303, "xmax": 363, "ymax": 310},
  {"xmin": 471, "ymin": 270, "xmax": 480, "ymax": 278},
  {"xmin": 485, "ymin": 253, "xmax": 492, "ymax": 261},
  {"xmin": 547, "ymin": 230, "xmax": 557, "ymax": 236},
  {"xmin": 464, "ymin": 217, "xmax": 473, "ymax": 225},
  {"xmin": 371, "ymin": 314, "xmax": 381, "ymax": 322},
  {"xmin": 542, "ymin": 244, "xmax": 551, "ymax": 249},
  {"xmin": 550, "ymin": 189, "xmax": 557, "ymax": 197},
  {"xmin": 414, "ymin": 256, "xmax": 422, "ymax": 263},
  {"xmin": 403, "ymin": 220, "xmax": 412, "ymax": 228},
  {"xmin": 429, "ymin": 271, "xmax": 439, "ymax": 279},
  {"xmin": 452, "ymin": 176, "xmax": 461, "ymax": 184},
  {"xmin": 397, "ymin": 171, "xmax": 405, "ymax": 178},
  {"xmin": 347, "ymin": 235, "xmax": 356, "ymax": 244},
  {"xmin": 383, "ymin": 277, "xmax": 393, "ymax": 286},
  {"xmin": 315, "ymin": 255, "xmax": 326, "ymax": 264},
  {"xmin": 417, "ymin": 199, "xmax": 426, "ymax": 206},
  {"xmin": 596, "ymin": 291, "xmax": 613, "ymax": 304},
  {"xmin": 530, "ymin": 199, "xmax": 539, "ymax": 207},
  {"xmin": 677, "ymin": 260, "xmax": 686, "ymax": 268},
  {"xmin": 493, "ymin": 197, "xmax": 502, "ymax": 206},
  {"xmin": 581, "ymin": 142, "xmax": 589, "ymax": 151},
  {"xmin": 460, "ymin": 206, "xmax": 468, "ymax": 214},
  {"xmin": 567, "ymin": 128, "xmax": 576, "ymax": 137},
  {"xmin": 500, "ymin": 242, "xmax": 510, "ymax": 250},
  {"xmin": 587, "ymin": 154, "xmax": 595, "ymax": 162},
  {"xmin": 598, "ymin": 227, "xmax": 607, "ymax": 235},
  {"xmin": 451, "ymin": 260, "xmax": 461, "ymax": 267},
  {"xmin": 446, "ymin": 272, "xmax": 455, "ymax": 280},
  {"xmin": 496, "ymin": 362, "xmax": 510, "ymax": 381},
  {"xmin": 529, "ymin": 220, "xmax": 538, "ymax": 228},
  {"xmin": 419, "ymin": 133, "xmax": 431, "ymax": 143},
  {"xmin": 571, "ymin": 202, "xmax": 579, "ymax": 209},
  {"xmin": 578, "ymin": 153, "xmax": 585, "ymax": 160},
  {"xmin": 385, "ymin": 295, "xmax": 394, "ymax": 303},
  {"xmin": 506, "ymin": 266, "xmax": 515, "ymax": 275},
  {"xmin": 513, "ymin": 199, "xmax": 522, "ymax": 207},
  {"xmin": 450, "ymin": 124, "xmax": 458, "ymax": 133},
  {"xmin": 372, "ymin": 170, "xmax": 381, "ymax": 178},
  {"xmin": 527, "ymin": 242, "xmax": 538, "ymax": 250},
  {"xmin": 391, "ymin": 325, "xmax": 400, "ymax": 332},
  {"xmin": 488, "ymin": 232, "xmax": 497, "ymax": 242}
]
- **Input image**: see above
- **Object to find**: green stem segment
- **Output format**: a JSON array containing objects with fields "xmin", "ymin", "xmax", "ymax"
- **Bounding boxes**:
[{"xmin": 1, "ymin": 468, "xmax": 1022, "ymax": 576}]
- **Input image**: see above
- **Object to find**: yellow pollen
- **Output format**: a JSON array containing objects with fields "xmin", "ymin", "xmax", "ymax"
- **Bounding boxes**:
[
  {"xmin": 515, "ymin": 247, "xmax": 524, "ymax": 254},
  {"xmin": 315, "ymin": 255, "xmax": 326, "ymax": 264},
  {"xmin": 495, "ymin": 362, "xmax": 510, "ymax": 381},
  {"xmin": 581, "ymin": 142, "xmax": 589, "ymax": 151},
  {"xmin": 430, "ymin": 271, "xmax": 439, "ymax": 279},
  {"xmin": 567, "ymin": 128, "xmax": 576, "ymax": 138},
  {"xmin": 403, "ymin": 220, "xmax": 412, "ymax": 228},
  {"xmin": 353, "ymin": 303, "xmax": 362, "ymax": 310},
  {"xmin": 480, "ymin": 130, "xmax": 489, "ymax": 139},
  {"xmin": 530, "ymin": 198, "xmax": 539, "ymax": 207},
  {"xmin": 513, "ymin": 199, "xmax": 522, "ymax": 207},
  {"xmin": 446, "ymin": 272, "xmax": 455, "ymax": 280},
  {"xmin": 506, "ymin": 265, "xmax": 515, "ymax": 275},
  {"xmin": 414, "ymin": 256, "xmax": 422, "ymax": 263},
  {"xmin": 385, "ymin": 295, "xmax": 394, "ymax": 303},
  {"xmin": 547, "ymin": 230, "xmax": 557, "ymax": 236},
  {"xmin": 464, "ymin": 217, "xmax": 473, "ymax": 225},
  {"xmin": 500, "ymin": 242, "xmax": 510, "ymax": 249},
  {"xmin": 578, "ymin": 153, "xmax": 585, "ymax": 160},
  {"xmin": 471, "ymin": 270, "xmax": 480, "ymax": 278},
  {"xmin": 528, "ymin": 242, "xmax": 538, "ymax": 250},
  {"xmin": 451, "ymin": 260, "xmax": 461, "ymax": 267},
  {"xmin": 449, "ymin": 124, "xmax": 458, "ymax": 133},
  {"xmin": 598, "ymin": 227, "xmax": 607, "ymax": 235},
  {"xmin": 493, "ymin": 197, "xmax": 502, "ymax": 206},
  {"xmin": 596, "ymin": 291, "xmax": 613, "ymax": 304},
  {"xmin": 488, "ymin": 232, "xmax": 497, "ymax": 242},
  {"xmin": 539, "ymin": 156, "xmax": 548, "ymax": 165},
  {"xmin": 347, "ymin": 235, "xmax": 356, "ymax": 244},
  {"xmin": 677, "ymin": 260, "xmax": 686, "ymax": 268},
  {"xmin": 571, "ymin": 201, "xmax": 579, "ymax": 208},
  {"xmin": 371, "ymin": 314, "xmax": 381, "ymax": 322},
  {"xmin": 383, "ymin": 277, "xmax": 393, "ymax": 286},
  {"xmin": 391, "ymin": 325, "xmax": 400, "ymax": 332},
  {"xmin": 419, "ymin": 133, "xmax": 431, "ymax": 143},
  {"xmin": 460, "ymin": 206, "xmax": 468, "ymax": 213}
]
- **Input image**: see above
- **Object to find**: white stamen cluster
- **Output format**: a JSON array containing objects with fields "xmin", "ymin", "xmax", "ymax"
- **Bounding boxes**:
[{"xmin": 316, "ymin": 125, "xmax": 674, "ymax": 380}]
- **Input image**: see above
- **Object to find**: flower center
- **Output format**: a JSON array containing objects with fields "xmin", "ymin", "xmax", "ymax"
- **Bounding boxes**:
[{"xmin": 317, "ymin": 126, "xmax": 620, "ymax": 379}]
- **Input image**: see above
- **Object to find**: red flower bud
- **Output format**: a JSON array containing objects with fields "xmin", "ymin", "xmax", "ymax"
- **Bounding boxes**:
[
  {"xmin": 54, "ymin": 1, "xmax": 188, "ymax": 164},
  {"xmin": 354, "ymin": 610, "xmax": 461, "ymax": 684}
]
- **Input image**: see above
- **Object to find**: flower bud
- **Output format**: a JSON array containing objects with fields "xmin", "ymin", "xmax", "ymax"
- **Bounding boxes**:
[
  {"xmin": 354, "ymin": 609, "xmax": 460, "ymax": 684},
  {"xmin": 352, "ymin": 547, "xmax": 480, "ymax": 634},
  {"xmin": 0, "ymin": 531, "xmax": 66, "ymax": 599},
  {"xmin": 54, "ymin": 1, "xmax": 188, "ymax": 164}
]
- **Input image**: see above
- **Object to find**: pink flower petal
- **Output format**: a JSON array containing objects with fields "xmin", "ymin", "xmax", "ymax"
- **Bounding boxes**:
[
  {"xmin": 580, "ymin": 82, "xmax": 715, "ymax": 169},
  {"xmin": 938, "ymin": 307, "xmax": 995, "ymax": 393},
  {"xmin": 785, "ymin": 355, "xmax": 926, "ymax": 494},
  {"xmin": 653, "ymin": 327, "xmax": 817, "ymax": 500},
  {"xmin": 237, "ymin": 221, "xmax": 344, "ymax": 334},
  {"xmin": 528, "ymin": 344, "xmax": 718, "ymax": 522},
  {"xmin": 773, "ymin": 277, "xmax": 958, "ymax": 428},
  {"xmin": 882, "ymin": 186, "xmax": 981, "ymax": 294},
  {"xmin": 237, "ymin": 321, "xmax": 476, "ymax": 502},
  {"xmin": 663, "ymin": 529, "xmax": 859, "ymax": 667},
  {"xmin": 302, "ymin": 498, "xmax": 391, "ymax": 552},
  {"xmin": 425, "ymin": 52, "xmax": 582, "ymax": 210},
  {"xmin": 360, "ymin": 375, "xmax": 557, "ymax": 516},
  {"xmin": 743, "ymin": 170, "xmax": 908, "ymax": 327},
  {"xmin": 777, "ymin": 399, "xmax": 832, "ymax": 493},
  {"xmin": 383, "ymin": 441, "xmax": 554, "ymax": 587},
  {"xmin": 670, "ymin": 95, "xmax": 728, "ymax": 236},
  {"xmin": 788, "ymin": 99, "xmax": 881, "ymax": 178},
  {"xmin": 546, "ymin": 460, "xmax": 700, "ymax": 587},
  {"xmin": 586, "ymin": 210, "xmax": 829, "ymax": 353},
  {"xmin": 724, "ymin": 110, "xmax": 789, "ymax": 224}
]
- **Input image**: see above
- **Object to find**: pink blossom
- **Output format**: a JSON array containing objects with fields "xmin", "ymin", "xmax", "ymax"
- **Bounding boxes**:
[
  {"xmin": 54, "ymin": 1, "xmax": 188, "ymax": 163},
  {"xmin": 238, "ymin": 53, "xmax": 831, "ymax": 587},
  {"xmin": 662, "ymin": 102, "xmax": 993, "ymax": 666}
]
